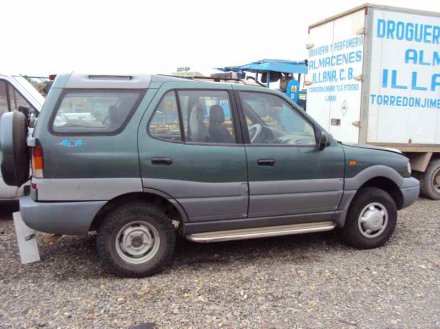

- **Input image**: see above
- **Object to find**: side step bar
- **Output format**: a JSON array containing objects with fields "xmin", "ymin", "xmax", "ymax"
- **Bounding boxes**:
[{"xmin": 186, "ymin": 221, "xmax": 336, "ymax": 243}]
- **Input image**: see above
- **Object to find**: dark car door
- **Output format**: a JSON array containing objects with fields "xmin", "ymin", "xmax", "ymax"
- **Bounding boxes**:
[
  {"xmin": 139, "ymin": 84, "xmax": 248, "ymax": 222},
  {"xmin": 235, "ymin": 89, "xmax": 345, "ymax": 219}
]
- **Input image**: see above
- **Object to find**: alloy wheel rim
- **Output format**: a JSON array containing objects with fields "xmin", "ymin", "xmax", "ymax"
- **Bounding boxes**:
[
  {"xmin": 358, "ymin": 202, "xmax": 388, "ymax": 238},
  {"xmin": 115, "ymin": 221, "xmax": 160, "ymax": 264}
]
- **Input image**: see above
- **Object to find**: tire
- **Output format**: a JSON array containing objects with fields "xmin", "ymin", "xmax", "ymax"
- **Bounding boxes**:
[
  {"xmin": 419, "ymin": 159, "xmax": 440, "ymax": 200},
  {"xmin": 97, "ymin": 202, "xmax": 175, "ymax": 278},
  {"xmin": 340, "ymin": 187, "xmax": 397, "ymax": 249},
  {"xmin": 0, "ymin": 111, "xmax": 30, "ymax": 186}
]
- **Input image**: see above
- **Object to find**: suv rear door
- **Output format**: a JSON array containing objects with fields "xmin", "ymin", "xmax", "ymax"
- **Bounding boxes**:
[
  {"xmin": 235, "ymin": 88, "xmax": 345, "ymax": 220},
  {"xmin": 139, "ymin": 84, "xmax": 248, "ymax": 222}
]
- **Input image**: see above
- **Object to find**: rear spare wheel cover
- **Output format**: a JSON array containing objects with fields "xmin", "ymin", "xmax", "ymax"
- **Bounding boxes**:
[{"xmin": 0, "ymin": 111, "xmax": 30, "ymax": 186}]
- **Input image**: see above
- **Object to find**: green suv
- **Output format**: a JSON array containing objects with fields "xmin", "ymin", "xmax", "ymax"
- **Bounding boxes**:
[{"xmin": 0, "ymin": 73, "xmax": 419, "ymax": 277}]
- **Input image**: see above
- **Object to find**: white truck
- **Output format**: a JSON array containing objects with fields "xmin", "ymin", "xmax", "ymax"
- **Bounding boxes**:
[
  {"xmin": 0, "ymin": 74, "xmax": 44, "ymax": 199},
  {"xmin": 306, "ymin": 4, "xmax": 440, "ymax": 199}
]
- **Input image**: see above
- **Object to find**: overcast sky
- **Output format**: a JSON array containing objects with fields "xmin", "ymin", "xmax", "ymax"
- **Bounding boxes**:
[{"xmin": 1, "ymin": 0, "xmax": 439, "ymax": 76}]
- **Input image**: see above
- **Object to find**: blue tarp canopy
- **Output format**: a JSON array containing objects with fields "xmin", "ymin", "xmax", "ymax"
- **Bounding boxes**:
[{"xmin": 217, "ymin": 59, "xmax": 308, "ymax": 75}]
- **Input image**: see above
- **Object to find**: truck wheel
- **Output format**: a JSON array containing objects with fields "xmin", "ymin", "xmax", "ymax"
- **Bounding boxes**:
[
  {"xmin": 97, "ymin": 202, "xmax": 175, "ymax": 277},
  {"xmin": 419, "ymin": 160, "xmax": 440, "ymax": 200},
  {"xmin": 0, "ymin": 111, "xmax": 30, "ymax": 186},
  {"xmin": 340, "ymin": 187, "xmax": 397, "ymax": 249}
]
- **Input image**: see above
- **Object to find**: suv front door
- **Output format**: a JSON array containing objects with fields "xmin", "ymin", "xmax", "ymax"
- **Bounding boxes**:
[
  {"xmin": 236, "ymin": 90, "xmax": 345, "ymax": 220},
  {"xmin": 140, "ymin": 85, "xmax": 248, "ymax": 222}
]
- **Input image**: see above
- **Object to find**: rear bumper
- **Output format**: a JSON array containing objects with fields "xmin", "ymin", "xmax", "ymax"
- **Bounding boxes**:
[
  {"xmin": 400, "ymin": 177, "xmax": 420, "ymax": 209},
  {"xmin": 20, "ymin": 196, "xmax": 105, "ymax": 235}
]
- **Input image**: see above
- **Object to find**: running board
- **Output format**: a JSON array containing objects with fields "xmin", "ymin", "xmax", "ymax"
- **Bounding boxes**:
[{"xmin": 186, "ymin": 221, "xmax": 336, "ymax": 243}]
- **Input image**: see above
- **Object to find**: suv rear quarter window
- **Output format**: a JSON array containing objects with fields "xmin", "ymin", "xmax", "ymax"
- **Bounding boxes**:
[{"xmin": 51, "ymin": 91, "xmax": 141, "ymax": 134}]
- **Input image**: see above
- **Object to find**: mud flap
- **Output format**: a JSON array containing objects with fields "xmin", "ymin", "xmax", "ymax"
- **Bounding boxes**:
[{"xmin": 13, "ymin": 212, "xmax": 40, "ymax": 264}]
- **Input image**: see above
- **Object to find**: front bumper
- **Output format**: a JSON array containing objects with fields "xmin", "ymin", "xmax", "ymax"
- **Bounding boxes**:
[
  {"xmin": 20, "ymin": 196, "xmax": 106, "ymax": 235},
  {"xmin": 400, "ymin": 177, "xmax": 420, "ymax": 209}
]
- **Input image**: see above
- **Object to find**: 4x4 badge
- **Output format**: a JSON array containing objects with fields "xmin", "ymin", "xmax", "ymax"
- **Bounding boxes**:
[{"xmin": 58, "ymin": 139, "xmax": 84, "ymax": 148}]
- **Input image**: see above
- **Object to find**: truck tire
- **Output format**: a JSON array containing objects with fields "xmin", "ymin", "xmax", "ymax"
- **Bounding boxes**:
[
  {"xmin": 0, "ymin": 111, "xmax": 30, "ymax": 186},
  {"xmin": 97, "ymin": 202, "xmax": 175, "ymax": 277},
  {"xmin": 340, "ymin": 187, "xmax": 397, "ymax": 249},
  {"xmin": 419, "ymin": 160, "xmax": 440, "ymax": 200}
]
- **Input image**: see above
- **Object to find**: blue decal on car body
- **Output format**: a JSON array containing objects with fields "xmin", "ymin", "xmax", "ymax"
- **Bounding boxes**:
[{"xmin": 59, "ymin": 139, "xmax": 84, "ymax": 147}]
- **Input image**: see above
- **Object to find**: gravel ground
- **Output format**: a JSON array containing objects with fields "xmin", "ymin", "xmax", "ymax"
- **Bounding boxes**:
[{"xmin": 0, "ymin": 199, "xmax": 439, "ymax": 329}]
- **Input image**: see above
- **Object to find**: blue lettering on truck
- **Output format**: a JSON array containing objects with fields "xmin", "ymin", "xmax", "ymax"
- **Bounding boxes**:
[
  {"xmin": 376, "ymin": 19, "xmax": 440, "ymax": 44},
  {"xmin": 308, "ymin": 35, "xmax": 363, "ymax": 100},
  {"xmin": 370, "ymin": 17, "xmax": 440, "ymax": 109}
]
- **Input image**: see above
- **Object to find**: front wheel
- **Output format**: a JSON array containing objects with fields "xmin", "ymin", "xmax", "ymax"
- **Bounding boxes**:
[
  {"xmin": 340, "ymin": 187, "xmax": 397, "ymax": 249},
  {"xmin": 97, "ymin": 202, "xmax": 175, "ymax": 277}
]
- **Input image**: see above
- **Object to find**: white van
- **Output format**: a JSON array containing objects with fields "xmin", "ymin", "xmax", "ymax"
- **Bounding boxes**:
[{"xmin": 0, "ymin": 74, "xmax": 44, "ymax": 199}]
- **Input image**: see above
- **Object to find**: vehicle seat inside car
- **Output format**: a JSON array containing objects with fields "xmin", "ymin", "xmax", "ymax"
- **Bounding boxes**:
[
  {"xmin": 189, "ymin": 103, "xmax": 209, "ymax": 142},
  {"xmin": 209, "ymin": 105, "xmax": 234, "ymax": 143}
]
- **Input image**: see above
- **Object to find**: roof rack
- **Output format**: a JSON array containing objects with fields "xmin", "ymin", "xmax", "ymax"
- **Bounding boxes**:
[{"xmin": 159, "ymin": 72, "xmax": 262, "ymax": 86}]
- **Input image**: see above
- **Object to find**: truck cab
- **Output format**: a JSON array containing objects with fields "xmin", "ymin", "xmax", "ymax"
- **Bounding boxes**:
[{"xmin": 0, "ymin": 74, "xmax": 44, "ymax": 199}]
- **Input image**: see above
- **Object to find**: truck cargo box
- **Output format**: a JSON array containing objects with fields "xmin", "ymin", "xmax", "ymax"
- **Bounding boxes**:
[{"xmin": 306, "ymin": 4, "xmax": 440, "ymax": 199}]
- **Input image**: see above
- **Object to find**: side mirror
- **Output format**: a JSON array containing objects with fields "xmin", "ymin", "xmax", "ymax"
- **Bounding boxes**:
[
  {"xmin": 17, "ymin": 106, "xmax": 30, "ymax": 118},
  {"xmin": 318, "ymin": 131, "xmax": 330, "ymax": 150},
  {"xmin": 17, "ymin": 106, "xmax": 37, "ymax": 127},
  {"xmin": 17, "ymin": 106, "xmax": 31, "ymax": 126}
]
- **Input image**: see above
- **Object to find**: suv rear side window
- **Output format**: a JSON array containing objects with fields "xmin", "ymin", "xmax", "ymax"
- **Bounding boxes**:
[
  {"xmin": 0, "ymin": 80, "xmax": 37, "ymax": 116},
  {"xmin": 52, "ymin": 91, "xmax": 141, "ymax": 134},
  {"xmin": 8, "ymin": 84, "xmax": 36, "ymax": 112}
]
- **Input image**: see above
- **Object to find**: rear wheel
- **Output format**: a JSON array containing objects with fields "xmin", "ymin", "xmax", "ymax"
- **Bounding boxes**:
[
  {"xmin": 97, "ymin": 202, "xmax": 175, "ymax": 277},
  {"xmin": 340, "ymin": 187, "xmax": 397, "ymax": 249},
  {"xmin": 419, "ymin": 160, "xmax": 440, "ymax": 200}
]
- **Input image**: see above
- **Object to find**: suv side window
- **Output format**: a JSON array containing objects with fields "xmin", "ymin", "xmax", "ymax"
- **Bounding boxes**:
[
  {"xmin": 0, "ymin": 80, "xmax": 9, "ymax": 116},
  {"xmin": 7, "ymin": 83, "xmax": 36, "ymax": 112},
  {"xmin": 52, "ymin": 91, "xmax": 141, "ymax": 134},
  {"xmin": 239, "ymin": 92, "xmax": 316, "ymax": 145},
  {"xmin": 148, "ymin": 91, "xmax": 182, "ymax": 142},
  {"xmin": 178, "ymin": 90, "xmax": 236, "ymax": 144}
]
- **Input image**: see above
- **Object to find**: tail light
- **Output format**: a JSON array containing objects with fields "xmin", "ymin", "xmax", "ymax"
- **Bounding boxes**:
[{"xmin": 32, "ymin": 145, "xmax": 44, "ymax": 178}]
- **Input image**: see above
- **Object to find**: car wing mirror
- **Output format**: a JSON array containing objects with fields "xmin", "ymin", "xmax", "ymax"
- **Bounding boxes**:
[
  {"xmin": 18, "ymin": 106, "xmax": 37, "ymax": 127},
  {"xmin": 318, "ymin": 131, "xmax": 330, "ymax": 150},
  {"xmin": 17, "ymin": 106, "xmax": 30, "ymax": 117}
]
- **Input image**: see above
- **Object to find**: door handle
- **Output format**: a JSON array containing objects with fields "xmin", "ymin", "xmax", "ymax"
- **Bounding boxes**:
[
  {"xmin": 151, "ymin": 157, "xmax": 173, "ymax": 165},
  {"xmin": 257, "ymin": 159, "xmax": 275, "ymax": 166}
]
